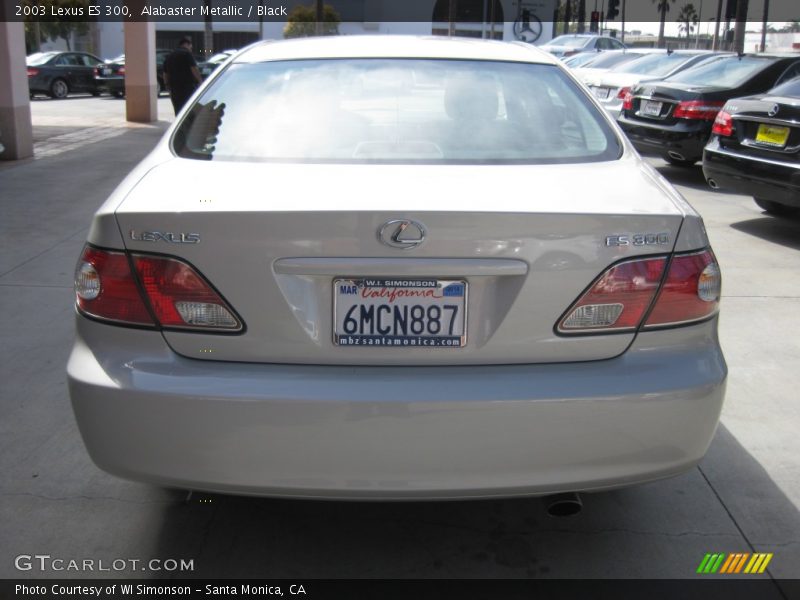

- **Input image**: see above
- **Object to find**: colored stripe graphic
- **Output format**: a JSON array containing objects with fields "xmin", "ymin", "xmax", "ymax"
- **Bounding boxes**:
[
  {"xmin": 698, "ymin": 553, "xmax": 774, "ymax": 575},
  {"xmin": 719, "ymin": 553, "xmax": 736, "ymax": 574},
  {"xmin": 697, "ymin": 554, "xmax": 713, "ymax": 574}
]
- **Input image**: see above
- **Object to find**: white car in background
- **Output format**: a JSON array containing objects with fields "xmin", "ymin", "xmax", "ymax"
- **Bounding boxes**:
[
  {"xmin": 570, "ymin": 48, "xmax": 666, "ymax": 83},
  {"xmin": 584, "ymin": 50, "xmax": 731, "ymax": 118},
  {"xmin": 68, "ymin": 36, "xmax": 726, "ymax": 502}
]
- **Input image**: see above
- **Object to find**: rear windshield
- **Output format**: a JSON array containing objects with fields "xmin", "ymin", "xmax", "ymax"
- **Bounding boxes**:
[
  {"xmin": 581, "ymin": 52, "xmax": 642, "ymax": 70},
  {"xmin": 666, "ymin": 56, "xmax": 775, "ymax": 87},
  {"xmin": 27, "ymin": 52, "xmax": 58, "ymax": 66},
  {"xmin": 173, "ymin": 59, "xmax": 621, "ymax": 164},
  {"xmin": 768, "ymin": 76, "xmax": 800, "ymax": 97},
  {"xmin": 614, "ymin": 52, "xmax": 699, "ymax": 76},
  {"xmin": 548, "ymin": 36, "xmax": 592, "ymax": 48}
]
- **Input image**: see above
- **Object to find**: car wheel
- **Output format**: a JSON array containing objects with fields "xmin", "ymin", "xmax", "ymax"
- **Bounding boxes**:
[
  {"xmin": 664, "ymin": 154, "xmax": 696, "ymax": 167},
  {"xmin": 49, "ymin": 78, "xmax": 69, "ymax": 99},
  {"xmin": 754, "ymin": 198, "xmax": 799, "ymax": 217},
  {"xmin": 112, "ymin": 90, "xmax": 124, "ymax": 98}
]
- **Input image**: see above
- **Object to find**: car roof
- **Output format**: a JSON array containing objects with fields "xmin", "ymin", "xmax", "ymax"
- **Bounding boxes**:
[{"xmin": 236, "ymin": 35, "xmax": 558, "ymax": 66}]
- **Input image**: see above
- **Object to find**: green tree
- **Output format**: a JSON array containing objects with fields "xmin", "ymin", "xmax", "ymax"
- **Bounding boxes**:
[
  {"xmin": 652, "ymin": 0, "xmax": 676, "ymax": 47},
  {"xmin": 21, "ymin": 0, "xmax": 90, "ymax": 52},
  {"xmin": 677, "ymin": 3, "xmax": 699, "ymax": 39},
  {"xmin": 283, "ymin": 4, "xmax": 340, "ymax": 38}
]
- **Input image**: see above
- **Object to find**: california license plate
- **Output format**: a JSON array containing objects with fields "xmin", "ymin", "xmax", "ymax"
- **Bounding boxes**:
[
  {"xmin": 642, "ymin": 100, "xmax": 663, "ymax": 117},
  {"xmin": 755, "ymin": 123, "xmax": 789, "ymax": 147},
  {"xmin": 333, "ymin": 278, "xmax": 467, "ymax": 348}
]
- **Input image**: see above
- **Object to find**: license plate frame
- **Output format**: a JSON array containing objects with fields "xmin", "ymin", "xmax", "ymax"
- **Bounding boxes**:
[
  {"xmin": 333, "ymin": 278, "xmax": 467, "ymax": 348},
  {"xmin": 593, "ymin": 87, "xmax": 610, "ymax": 100},
  {"xmin": 641, "ymin": 100, "xmax": 663, "ymax": 117},
  {"xmin": 755, "ymin": 123, "xmax": 790, "ymax": 147}
]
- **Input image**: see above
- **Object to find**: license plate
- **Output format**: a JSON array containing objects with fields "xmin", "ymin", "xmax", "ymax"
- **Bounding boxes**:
[
  {"xmin": 755, "ymin": 123, "xmax": 790, "ymax": 147},
  {"xmin": 641, "ymin": 100, "xmax": 663, "ymax": 117},
  {"xmin": 101, "ymin": 68, "xmax": 111, "ymax": 76},
  {"xmin": 333, "ymin": 278, "xmax": 467, "ymax": 348},
  {"xmin": 593, "ymin": 87, "xmax": 610, "ymax": 100}
]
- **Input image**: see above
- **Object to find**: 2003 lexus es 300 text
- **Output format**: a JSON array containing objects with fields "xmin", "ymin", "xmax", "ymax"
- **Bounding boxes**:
[{"xmin": 67, "ymin": 36, "xmax": 726, "ymax": 500}]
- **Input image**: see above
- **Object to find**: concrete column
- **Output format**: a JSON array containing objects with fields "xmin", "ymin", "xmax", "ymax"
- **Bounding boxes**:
[
  {"xmin": 0, "ymin": 19, "xmax": 34, "ymax": 160},
  {"xmin": 124, "ymin": 20, "xmax": 157, "ymax": 123}
]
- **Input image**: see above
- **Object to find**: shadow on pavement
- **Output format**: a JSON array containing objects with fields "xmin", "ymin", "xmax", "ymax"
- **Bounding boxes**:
[
  {"xmin": 150, "ymin": 425, "xmax": 799, "ymax": 587},
  {"xmin": 652, "ymin": 163, "xmax": 723, "ymax": 194},
  {"xmin": 730, "ymin": 216, "xmax": 800, "ymax": 251}
]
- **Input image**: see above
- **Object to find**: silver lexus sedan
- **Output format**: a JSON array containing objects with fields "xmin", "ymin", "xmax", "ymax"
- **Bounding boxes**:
[{"xmin": 67, "ymin": 36, "xmax": 726, "ymax": 500}]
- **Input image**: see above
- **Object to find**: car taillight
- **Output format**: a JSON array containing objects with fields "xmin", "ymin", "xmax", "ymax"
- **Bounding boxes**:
[
  {"xmin": 27, "ymin": 68, "xmax": 39, "ymax": 77},
  {"xmin": 74, "ymin": 246, "xmax": 242, "ymax": 331},
  {"xmin": 557, "ymin": 249, "xmax": 721, "ymax": 334},
  {"xmin": 644, "ymin": 250, "xmax": 720, "ymax": 328},
  {"xmin": 131, "ymin": 255, "xmax": 240, "ymax": 330},
  {"xmin": 558, "ymin": 257, "xmax": 667, "ymax": 333},
  {"xmin": 118, "ymin": 66, "xmax": 125, "ymax": 75},
  {"xmin": 74, "ymin": 247, "xmax": 154, "ymax": 326},
  {"xmin": 621, "ymin": 89, "xmax": 634, "ymax": 111},
  {"xmin": 711, "ymin": 110, "xmax": 734, "ymax": 137},
  {"xmin": 673, "ymin": 100, "xmax": 725, "ymax": 121},
  {"xmin": 616, "ymin": 86, "xmax": 631, "ymax": 100},
  {"xmin": 93, "ymin": 67, "xmax": 98, "ymax": 76}
]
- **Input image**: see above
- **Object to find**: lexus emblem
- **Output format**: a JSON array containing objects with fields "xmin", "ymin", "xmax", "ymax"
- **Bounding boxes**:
[
  {"xmin": 768, "ymin": 104, "xmax": 779, "ymax": 117},
  {"xmin": 379, "ymin": 219, "xmax": 426, "ymax": 249}
]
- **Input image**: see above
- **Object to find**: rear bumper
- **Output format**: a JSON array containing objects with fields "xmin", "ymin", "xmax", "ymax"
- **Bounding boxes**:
[
  {"xmin": 68, "ymin": 316, "xmax": 727, "ymax": 499},
  {"xmin": 618, "ymin": 115, "xmax": 711, "ymax": 161},
  {"xmin": 703, "ymin": 141, "xmax": 800, "ymax": 207},
  {"xmin": 94, "ymin": 77, "xmax": 124, "ymax": 94}
]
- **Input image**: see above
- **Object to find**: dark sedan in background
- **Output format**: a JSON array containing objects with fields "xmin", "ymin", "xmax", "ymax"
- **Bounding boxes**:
[
  {"xmin": 703, "ymin": 76, "xmax": 800, "ymax": 216},
  {"xmin": 618, "ymin": 54, "xmax": 800, "ymax": 166},
  {"xmin": 27, "ymin": 51, "xmax": 105, "ymax": 99},
  {"xmin": 94, "ymin": 50, "xmax": 172, "ymax": 98}
]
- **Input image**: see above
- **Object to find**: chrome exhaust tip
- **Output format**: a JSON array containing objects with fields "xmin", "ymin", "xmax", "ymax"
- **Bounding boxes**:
[
  {"xmin": 667, "ymin": 151, "xmax": 686, "ymax": 162},
  {"xmin": 707, "ymin": 178, "xmax": 719, "ymax": 190},
  {"xmin": 545, "ymin": 492, "xmax": 583, "ymax": 517}
]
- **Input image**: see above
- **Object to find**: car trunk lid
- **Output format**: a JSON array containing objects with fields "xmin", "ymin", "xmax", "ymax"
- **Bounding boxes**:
[{"xmin": 113, "ymin": 157, "xmax": 686, "ymax": 365}]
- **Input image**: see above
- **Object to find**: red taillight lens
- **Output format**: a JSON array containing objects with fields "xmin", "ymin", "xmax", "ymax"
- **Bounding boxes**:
[
  {"xmin": 93, "ymin": 67, "xmax": 98, "ymax": 76},
  {"xmin": 644, "ymin": 250, "xmax": 720, "ymax": 328},
  {"xmin": 616, "ymin": 86, "xmax": 631, "ymax": 100},
  {"xmin": 558, "ymin": 257, "xmax": 667, "ymax": 333},
  {"xmin": 621, "ymin": 89, "xmax": 634, "ymax": 111},
  {"xmin": 74, "ymin": 247, "xmax": 242, "ymax": 331},
  {"xmin": 74, "ymin": 247, "xmax": 155, "ymax": 326},
  {"xmin": 673, "ymin": 100, "xmax": 725, "ymax": 121},
  {"xmin": 711, "ymin": 110, "xmax": 734, "ymax": 137},
  {"xmin": 118, "ymin": 66, "xmax": 125, "ymax": 75},
  {"xmin": 131, "ymin": 255, "xmax": 241, "ymax": 330},
  {"xmin": 27, "ymin": 68, "xmax": 39, "ymax": 77},
  {"xmin": 557, "ymin": 249, "xmax": 721, "ymax": 334}
]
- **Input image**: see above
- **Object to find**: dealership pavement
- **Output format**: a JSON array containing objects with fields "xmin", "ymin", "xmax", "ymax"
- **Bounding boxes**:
[{"xmin": 0, "ymin": 97, "xmax": 798, "ymax": 589}]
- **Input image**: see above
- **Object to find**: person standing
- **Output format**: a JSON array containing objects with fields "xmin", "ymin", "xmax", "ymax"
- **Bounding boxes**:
[{"xmin": 163, "ymin": 37, "xmax": 203, "ymax": 115}]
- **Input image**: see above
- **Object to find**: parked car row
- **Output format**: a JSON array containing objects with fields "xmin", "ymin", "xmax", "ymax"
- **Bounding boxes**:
[
  {"xmin": 27, "ymin": 49, "xmax": 237, "ymax": 100},
  {"xmin": 570, "ymin": 46, "xmax": 800, "ymax": 217}
]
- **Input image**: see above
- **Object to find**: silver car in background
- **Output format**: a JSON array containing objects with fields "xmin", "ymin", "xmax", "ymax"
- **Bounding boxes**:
[
  {"xmin": 584, "ymin": 50, "xmax": 731, "ymax": 118},
  {"xmin": 68, "ymin": 36, "xmax": 726, "ymax": 500}
]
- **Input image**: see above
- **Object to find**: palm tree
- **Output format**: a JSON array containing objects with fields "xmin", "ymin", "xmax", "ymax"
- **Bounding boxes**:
[
  {"xmin": 677, "ymin": 3, "xmax": 699, "ymax": 39},
  {"xmin": 653, "ymin": 0, "xmax": 676, "ymax": 47}
]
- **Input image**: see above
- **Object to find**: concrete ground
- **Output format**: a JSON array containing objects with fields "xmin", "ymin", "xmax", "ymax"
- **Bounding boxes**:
[{"xmin": 0, "ymin": 97, "xmax": 798, "ymax": 589}]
